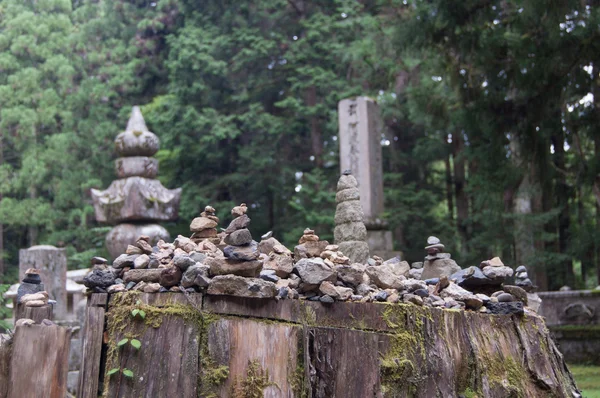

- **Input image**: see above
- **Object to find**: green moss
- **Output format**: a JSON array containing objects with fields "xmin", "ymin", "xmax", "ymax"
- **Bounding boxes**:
[
  {"xmin": 462, "ymin": 387, "xmax": 479, "ymax": 398},
  {"xmin": 229, "ymin": 360, "xmax": 275, "ymax": 398},
  {"xmin": 481, "ymin": 352, "xmax": 525, "ymax": 397},
  {"xmin": 379, "ymin": 304, "xmax": 431, "ymax": 396}
]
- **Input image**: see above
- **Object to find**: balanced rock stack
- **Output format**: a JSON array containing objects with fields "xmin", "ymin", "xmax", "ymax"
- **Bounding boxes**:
[
  {"xmin": 333, "ymin": 171, "xmax": 370, "ymax": 264},
  {"xmin": 294, "ymin": 228, "xmax": 329, "ymax": 259},
  {"xmin": 515, "ymin": 265, "xmax": 534, "ymax": 291},
  {"xmin": 448, "ymin": 256, "xmax": 514, "ymax": 296},
  {"xmin": 17, "ymin": 269, "xmax": 45, "ymax": 303},
  {"xmin": 190, "ymin": 205, "xmax": 220, "ymax": 244},
  {"xmin": 420, "ymin": 236, "xmax": 460, "ymax": 280}
]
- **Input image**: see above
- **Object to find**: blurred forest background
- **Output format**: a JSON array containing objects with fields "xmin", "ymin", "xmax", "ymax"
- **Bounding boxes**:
[{"xmin": 1, "ymin": 0, "xmax": 600, "ymax": 291}]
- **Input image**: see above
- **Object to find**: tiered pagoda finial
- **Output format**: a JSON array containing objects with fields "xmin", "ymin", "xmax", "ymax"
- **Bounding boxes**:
[{"xmin": 91, "ymin": 106, "xmax": 182, "ymax": 258}]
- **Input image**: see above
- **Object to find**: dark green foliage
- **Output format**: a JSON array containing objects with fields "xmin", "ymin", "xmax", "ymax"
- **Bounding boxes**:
[{"xmin": 0, "ymin": 0, "xmax": 599, "ymax": 289}]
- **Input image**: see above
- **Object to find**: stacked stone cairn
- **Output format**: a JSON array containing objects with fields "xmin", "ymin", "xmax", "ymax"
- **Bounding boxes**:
[
  {"xmin": 333, "ymin": 170, "xmax": 370, "ymax": 264},
  {"xmin": 83, "ymin": 174, "xmax": 542, "ymax": 316}
]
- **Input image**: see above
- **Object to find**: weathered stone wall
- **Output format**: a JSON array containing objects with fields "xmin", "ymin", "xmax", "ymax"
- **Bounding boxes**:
[
  {"xmin": 539, "ymin": 290, "xmax": 600, "ymax": 365},
  {"xmin": 79, "ymin": 292, "xmax": 579, "ymax": 398}
]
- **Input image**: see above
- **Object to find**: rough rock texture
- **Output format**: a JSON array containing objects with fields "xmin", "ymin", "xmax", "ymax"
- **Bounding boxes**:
[
  {"xmin": 421, "ymin": 258, "xmax": 461, "ymax": 280},
  {"xmin": 207, "ymin": 275, "xmax": 277, "ymax": 298},
  {"xmin": 96, "ymin": 293, "xmax": 580, "ymax": 398},
  {"xmin": 206, "ymin": 257, "xmax": 263, "ymax": 278},
  {"xmin": 293, "ymin": 257, "xmax": 336, "ymax": 285},
  {"xmin": 333, "ymin": 173, "xmax": 369, "ymax": 264}
]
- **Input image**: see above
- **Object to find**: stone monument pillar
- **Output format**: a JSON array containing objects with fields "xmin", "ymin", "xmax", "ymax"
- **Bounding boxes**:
[
  {"xmin": 19, "ymin": 245, "xmax": 67, "ymax": 318},
  {"xmin": 91, "ymin": 106, "xmax": 182, "ymax": 259},
  {"xmin": 338, "ymin": 97, "xmax": 400, "ymax": 260}
]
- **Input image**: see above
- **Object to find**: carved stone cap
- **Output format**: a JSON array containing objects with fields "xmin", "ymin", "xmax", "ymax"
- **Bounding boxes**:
[{"xmin": 114, "ymin": 106, "xmax": 160, "ymax": 157}]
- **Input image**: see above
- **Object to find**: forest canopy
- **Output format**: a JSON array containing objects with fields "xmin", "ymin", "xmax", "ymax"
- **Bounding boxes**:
[{"xmin": 1, "ymin": 0, "xmax": 599, "ymax": 290}]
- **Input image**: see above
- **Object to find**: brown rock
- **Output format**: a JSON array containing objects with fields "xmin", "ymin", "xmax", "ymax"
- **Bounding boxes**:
[
  {"xmin": 123, "ymin": 269, "xmax": 163, "ymax": 284},
  {"xmin": 136, "ymin": 239, "xmax": 153, "ymax": 254},
  {"xmin": 190, "ymin": 217, "xmax": 218, "ymax": 232},
  {"xmin": 263, "ymin": 254, "xmax": 293, "ymax": 278},
  {"xmin": 159, "ymin": 266, "xmax": 182, "ymax": 288},
  {"xmin": 225, "ymin": 214, "xmax": 251, "ymax": 234},
  {"xmin": 207, "ymin": 275, "xmax": 276, "ymax": 298},
  {"xmin": 191, "ymin": 228, "xmax": 218, "ymax": 239},
  {"xmin": 126, "ymin": 245, "xmax": 143, "ymax": 255},
  {"xmin": 231, "ymin": 203, "xmax": 248, "ymax": 217},
  {"xmin": 206, "ymin": 256, "xmax": 263, "ymax": 277}
]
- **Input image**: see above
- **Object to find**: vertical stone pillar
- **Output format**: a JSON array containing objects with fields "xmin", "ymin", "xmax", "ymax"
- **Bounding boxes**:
[
  {"xmin": 338, "ymin": 97, "xmax": 401, "ymax": 260},
  {"xmin": 338, "ymin": 97, "xmax": 384, "ymax": 225},
  {"xmin": 19, "ymin": 245, "xmax": 67, "ymax": 319}
]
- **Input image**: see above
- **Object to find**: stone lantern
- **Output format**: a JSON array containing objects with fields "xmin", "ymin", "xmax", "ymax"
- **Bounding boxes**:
[{"xmin": 91, "ymin": 106, "xmax": 182, "ymax": 259}]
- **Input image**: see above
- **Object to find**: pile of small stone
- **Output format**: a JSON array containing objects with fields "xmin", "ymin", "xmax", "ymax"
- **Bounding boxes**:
[{"xmin": 82, "ymin": 205, "xmax": 542, "ymax": 316}]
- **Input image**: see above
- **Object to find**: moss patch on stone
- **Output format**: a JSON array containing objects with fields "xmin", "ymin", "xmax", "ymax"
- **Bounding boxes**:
[{"xmin": 228, "ymin": 359, "xmax": 275, "ymax": 398}]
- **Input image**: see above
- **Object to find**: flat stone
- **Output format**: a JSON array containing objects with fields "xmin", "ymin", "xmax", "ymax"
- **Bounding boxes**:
[
  {"xmin": 123, "ymin": 268, "xmax": 163, "ymax": 284},
  {"xmin": 463, "ymin": 296, "xmax": 484, "ymax": 310},
  {"xmin": 91, "ymin": 257, "xmax": 108, "ymax": 266},
  {"xmin": 224, "ymin": 228, "xmax": 253, "ymax": 246},
  {"xmin": 258, "ymin": 237, "xmax": 282, "ymax": 255},
  {"xmin": 411, "ymin": 262, "xmax": 423, "ymax": 269},
  {"xmin": 223, "ymin": 241, "xmax": 260, "ymax": 261},
  {"xmin": 515, "ymin": 265, "xmax": 527, "ymax": 273},
  {"xmin": 136, "ymin": 239, "xmax": 153, "ymax": 254},
  {"xmin": 206, "ymin": 256, "xmax": 263, "ymax": 277},
  {"xmin": 439, "ymin": 283, "xmax": 473, "ymax": 301},
  {"xmin": 319, "ymin": 281, "xmax": 339, "ymax": 298},
  {"xmin": 174, "ymin": 235, "xmax": 198, "ymax": 253},
  {"xmin": 482, "ymin": 265, "xmax": 514, "ymax": 281},
  {"xmin": 485, "ymin": 301, "xmax": 524, "ymax": 315},
  {"xmin": 207, "ymin": 275, "xmax": 277, "ymax": 298},
  {"xmin": 259, "ymin": 270, "xmax": 279, "ymax": 283},
  {"xmin": 424, "ymin": 243, "xmax": 445, "ymax": 251},
  {"xmin": 224, "ymin": 215, "xmax": 251, "ymax": 234},
  {"xmin": 113, "ymin": 254, "xmax": 139, "ymax": 269},
  {"xmin": 420, "ymin": 258, "xmax": 461, "ymax": 280},
  {"xmin": 190, "ymin": 217, "xmax": 218, "ymax": 232},
  {"xmin": 293, "ymin": 257, "xmax": 336, "ymax": 285},
  {"xmin": 414, "ymin": 288, "xmax": 429, "ymax": 298},
  {"xmin": 320, "ymin": 295, "xmax": 335, "ymax": 303},
  {"xmin": 427, "ymin": 236, "xmax": 440, "ymax": 245},
  {"xmin": 450, "ymin": 266, "xmax": 499, "ymax": 288},
  {"xmin": 480, "ymin": 256, "xmax": 504, "ymax": 268},
  {"xmin": 126, "ymin": 244, "xmax": 143, "ymax": 255},
  {"xmin": 107, "ymin": 283, "xmax": 126, "ymax": 293}
]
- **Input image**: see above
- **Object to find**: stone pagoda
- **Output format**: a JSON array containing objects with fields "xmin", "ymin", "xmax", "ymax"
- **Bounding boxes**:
[{"xmin": 91, "ymin": 106, "xmax": 182, "ymax": 259}]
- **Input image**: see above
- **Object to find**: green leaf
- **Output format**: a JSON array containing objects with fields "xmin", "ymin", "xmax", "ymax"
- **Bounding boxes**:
[
  {"xmin": 107, "ymin": 368, "xmax": 119, "ymax": 376},
  {"xmin": 131, "ymin": 309, "xmax": 139, "ymax": 317},
  {"xmin": 130, "ymin": 339, "xmax": 142, "ymax": 349},
  {"xmin": 122, "ymin": 368, "xmax": 134, "ymax": 378},
  {"xmin": 138, "ymin": 310, "xmax": 146, "ymax": 319},
  {"xmin": 117, "ymin": 338, "xmax": 129, "ymax": 347}
]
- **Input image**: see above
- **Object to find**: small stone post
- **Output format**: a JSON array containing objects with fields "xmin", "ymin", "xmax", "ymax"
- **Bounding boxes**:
[{"xmin": 19, "ymin": 245, "xmax": 67, "ymax": 319}]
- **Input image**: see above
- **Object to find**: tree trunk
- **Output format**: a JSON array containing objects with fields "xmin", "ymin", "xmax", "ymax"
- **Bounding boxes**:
[
  {"xmin": 511, "ymin": 138, "xmax": 546, "ymax": 289},
  {"xmin": 453, "ymin": 131, "xmax": 468, "ymax": 255},
  {"xmin": 444, "ymin": 137, "xmax": 454, "ymax": 223},
  {"xmin": 551, "ymin": 130, "xmax": 573, "ymax": 287}
]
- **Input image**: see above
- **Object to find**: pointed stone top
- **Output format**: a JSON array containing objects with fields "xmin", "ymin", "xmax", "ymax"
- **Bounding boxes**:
[
  {"xmin": 114, "ymin": 106, "xmax": 160, "ymax": 157},
  {"xmin": 126, "ymin": 106, "xmax": 149, "ymax": 132}
]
